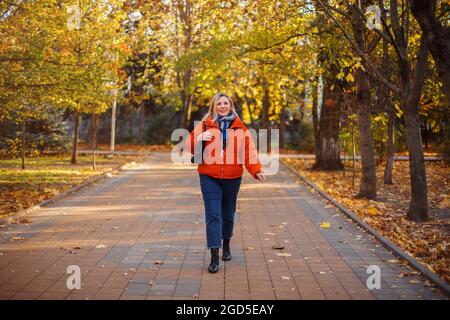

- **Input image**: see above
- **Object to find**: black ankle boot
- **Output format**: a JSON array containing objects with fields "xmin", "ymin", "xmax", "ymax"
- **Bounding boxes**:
[
  {"xmin": 208, "ymin": 248, "xmax": 219, "ymax": 273},
  {"xmin": 222, "ymin": 239, "xmax": 231, "ymax": 261}
]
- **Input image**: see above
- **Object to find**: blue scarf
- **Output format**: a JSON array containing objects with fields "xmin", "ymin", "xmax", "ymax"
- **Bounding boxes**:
[
  {"xmin": 216, "ymin": 112, "xmax": 236, "ymax": 151},
  {"xmin": 216, "ymin": 112, "xmax": 236, "ymax": 141}
]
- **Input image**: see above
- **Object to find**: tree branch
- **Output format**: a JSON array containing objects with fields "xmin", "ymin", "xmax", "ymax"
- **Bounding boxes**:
[{"xmin": 315, "ymin": 0, "xmax": 400, "ymax": 94}]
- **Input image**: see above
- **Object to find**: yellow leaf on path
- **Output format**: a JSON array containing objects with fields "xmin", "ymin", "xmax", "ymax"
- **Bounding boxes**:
[
  {"xmin": 385, "ymin": 259, "xmax": 399, "ymax": 264},
  {"xmin": 276, "ymin": 253, "xmax": 291, "ymax": 257},
  {"xmin": 320, "ymin": 222, "xmax": 331, "ymax": 229},
  {"xmin": 367, "ymin": 207, "xmax": 378, "ymax": 215}
]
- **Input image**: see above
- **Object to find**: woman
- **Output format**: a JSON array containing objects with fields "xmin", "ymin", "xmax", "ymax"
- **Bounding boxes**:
[{"xmin": 187, "ymin": 92, "xmax": 265, "ymax": 273}]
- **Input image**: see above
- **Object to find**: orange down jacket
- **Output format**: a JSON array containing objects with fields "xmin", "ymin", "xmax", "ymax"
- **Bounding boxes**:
[{"xmin": 186, "ymin": 116, "xmax": 262, "ymax": 179}]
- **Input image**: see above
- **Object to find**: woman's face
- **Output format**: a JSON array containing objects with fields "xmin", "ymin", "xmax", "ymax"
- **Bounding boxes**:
[{"xmin": 215, "ymin": 96, "xmax": 231, "ymax": 117}]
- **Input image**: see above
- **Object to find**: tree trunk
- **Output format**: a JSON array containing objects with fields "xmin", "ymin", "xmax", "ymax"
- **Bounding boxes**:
[
  {"xmin": 312, "ymin": 77, "xmax": 320, "ymax": 160},
  {"xmin": 314, "ymin": 79, "xmax": 343, "ymax": 170},
  {"xmin": 403, "ymin": 37, "xmax": 429, "ymax": 222},
  {"xmin": 245, "ymin": 96, "xmax": 255, "ymax": 126},
  {"xmin": 91, "ymin": 114, "xmax": 99, "ymax": 169},
  {"xmin": 355, "ymin": 89, "xmax": 377, "ymax": 199},
  {"xmin": 178, "ymin": 1, "xmax": 193, "ymax": 129},
  {"xmin": 384, "ymin": 103, "xmax": 395, "ymax": 184},
  {"xmin": 233, "ymin": 91, "xmax": 244, "ymax": 119},
  {"xmin": 350, "ymin": 2, "xmax": 377, "ymax": 198},
  {"xmin": 443, "ymin": 111, "xmax": 450, "ymax": 164},
  {"xmin": 138, "ymin": 104, "xmax": 146, "ymax": 143},
  {"xmin": 409, "ymin": 0, "xmax": 450, "ymax": 105},
  {"xmin": 279, "ymin": 105, "xmax": 286, "ymax": 149},
  {"xmin": 261, "ymin": 78, "xmax": 270, "ymax": 128},
  {"xmin": 21, "ymin": 117, "xmax": 26, "ymax": 170},
  {"xmin": 71, "ymin": 111, "xmax": 80, "ymax": 165},
  {"xmin": 390, "ymin": 0, "xmax": 430, "ymax": 221},
  {"xmin": 180, "ymin": 90, "xmax": 192, "ymax": 129},
  {"xmin": 404, "ymin": 107, "xmax": 428, "ymax": 221},
  {"xmin": 423, "ymin": 119, "xmax": 428, "ymax": 149},
  {"xmin": 351, "ymin": 125, "xmax": 356, "ymax": 187},
  {"xmin": 381, "ymin": 33, "xmax": 395, "ymax": 185}
]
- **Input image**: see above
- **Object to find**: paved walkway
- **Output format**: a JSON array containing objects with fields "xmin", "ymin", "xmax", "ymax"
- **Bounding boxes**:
[{"xmin": 0, "ymin": 153, "xmax": 445, "ymax": 300}]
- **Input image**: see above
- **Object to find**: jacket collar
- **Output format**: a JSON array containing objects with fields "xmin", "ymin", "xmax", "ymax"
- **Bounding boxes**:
[{"xmin": 205, "ymin": 115, "xmax": 244, "ymax": 129}]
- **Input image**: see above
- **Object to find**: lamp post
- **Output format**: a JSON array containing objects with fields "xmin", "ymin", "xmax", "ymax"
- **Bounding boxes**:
[
  {"xmin": 110, "ymin": 10, "xmax": 142, "ymax": 156},
  {"xmin": 110, "ymin": 53, "xmax": 118, "ymax": 155}
]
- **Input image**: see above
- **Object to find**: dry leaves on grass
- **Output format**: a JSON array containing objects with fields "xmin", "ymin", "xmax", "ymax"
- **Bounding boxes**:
[
  {"xmin": 284, "ymin": 158, "xmax": 449, "ymax": 283},
  {"xmin": 0, "ymin": 155, "xmax": 142, "ymax": 219}
]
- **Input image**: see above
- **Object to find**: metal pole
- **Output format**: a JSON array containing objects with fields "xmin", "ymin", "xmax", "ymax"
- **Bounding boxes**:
[
  {"xmin": 111, "ymin": 86, "xmax": 117, "ymax": 154},
  {"xmin": 110, "ymin": 52, "xmax": 119, "ymax": 156}
]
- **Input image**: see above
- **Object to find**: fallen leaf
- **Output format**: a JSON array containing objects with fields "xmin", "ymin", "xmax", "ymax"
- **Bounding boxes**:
[
  {"xmin": 11, "ymin": 236, "xmax": 24, "ymax": 241},
  {"xmin": 320, "ymin": 222, "xmax": 331, "ymax": 229},
  {"xmin": 276, "ymin": 253, "xmax": 291, "ymax": 257},
  {"xmin": 95, "ymin": 244, "xmax": 107, "ymax": 249},
  {"xmin": 154, "ymin": 260, "xmax": 165, "ymax": 265},
  {"xmin": 367, "ymin": 207, "xmax": 379, "ymax": 216},
  {"xmin": 245, "ymin": 246, "xmax": 254, "ymax": 251},
  {"xmin": 281, "ymin": 276, "xmax": 290, "ymax": 280},
  {"xmin": 385, "ymin": 259, "xmax": 399, "ymax": 264},
  {"xmin": 272, "ymin": 245, "xmax": 285, "ymax": 250},
  {"xmin": 19, "ymin": 218, "xmax": 32, "ymax": 224}
]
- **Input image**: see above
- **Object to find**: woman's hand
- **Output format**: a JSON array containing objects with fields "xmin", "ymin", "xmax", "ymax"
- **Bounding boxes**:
[
  {"xmin": 255, "ymin": 171, "xmax": 265, "ymax": 182},
  {"xmin": 197, "ymin": 130, "xmax": 212, "ymax": 142}
]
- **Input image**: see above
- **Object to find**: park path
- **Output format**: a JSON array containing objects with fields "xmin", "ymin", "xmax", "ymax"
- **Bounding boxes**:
[{"xmin": 0, "ymin": 152, "xmax": 445, "ymax": 300}]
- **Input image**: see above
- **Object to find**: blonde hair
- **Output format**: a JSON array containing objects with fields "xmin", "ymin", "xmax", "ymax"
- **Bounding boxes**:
[{"xmin": 202, "ymin": 92, "xmax": 239, "ymax": 121}]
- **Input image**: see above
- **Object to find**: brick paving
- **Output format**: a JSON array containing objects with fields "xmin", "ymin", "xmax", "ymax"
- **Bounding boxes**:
[{"xmin": 0, "ymin": 152, "xmax": 445, "ymax": 300}]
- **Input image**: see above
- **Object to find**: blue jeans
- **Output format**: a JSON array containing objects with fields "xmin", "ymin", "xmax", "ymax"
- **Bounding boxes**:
[{"xmin": 199, "ymin": 174, "xmax": 242, "ymax": 249}]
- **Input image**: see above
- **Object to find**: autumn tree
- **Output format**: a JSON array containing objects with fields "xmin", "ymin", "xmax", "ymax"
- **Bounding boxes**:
[{"xmin": 60, "ymin": 0, "xmax": 126, "ymax": 164}]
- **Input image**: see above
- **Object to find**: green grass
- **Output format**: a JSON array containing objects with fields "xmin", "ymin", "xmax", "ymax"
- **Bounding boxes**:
[{"xmin": 0, "ymin": 154, "xmax": 119, "ymax": 168}]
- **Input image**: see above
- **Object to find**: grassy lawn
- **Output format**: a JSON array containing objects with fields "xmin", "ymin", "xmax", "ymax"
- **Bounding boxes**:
[{"xmin": 0, "ymin": 154, "xmax": 144, "ymax": 219}]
